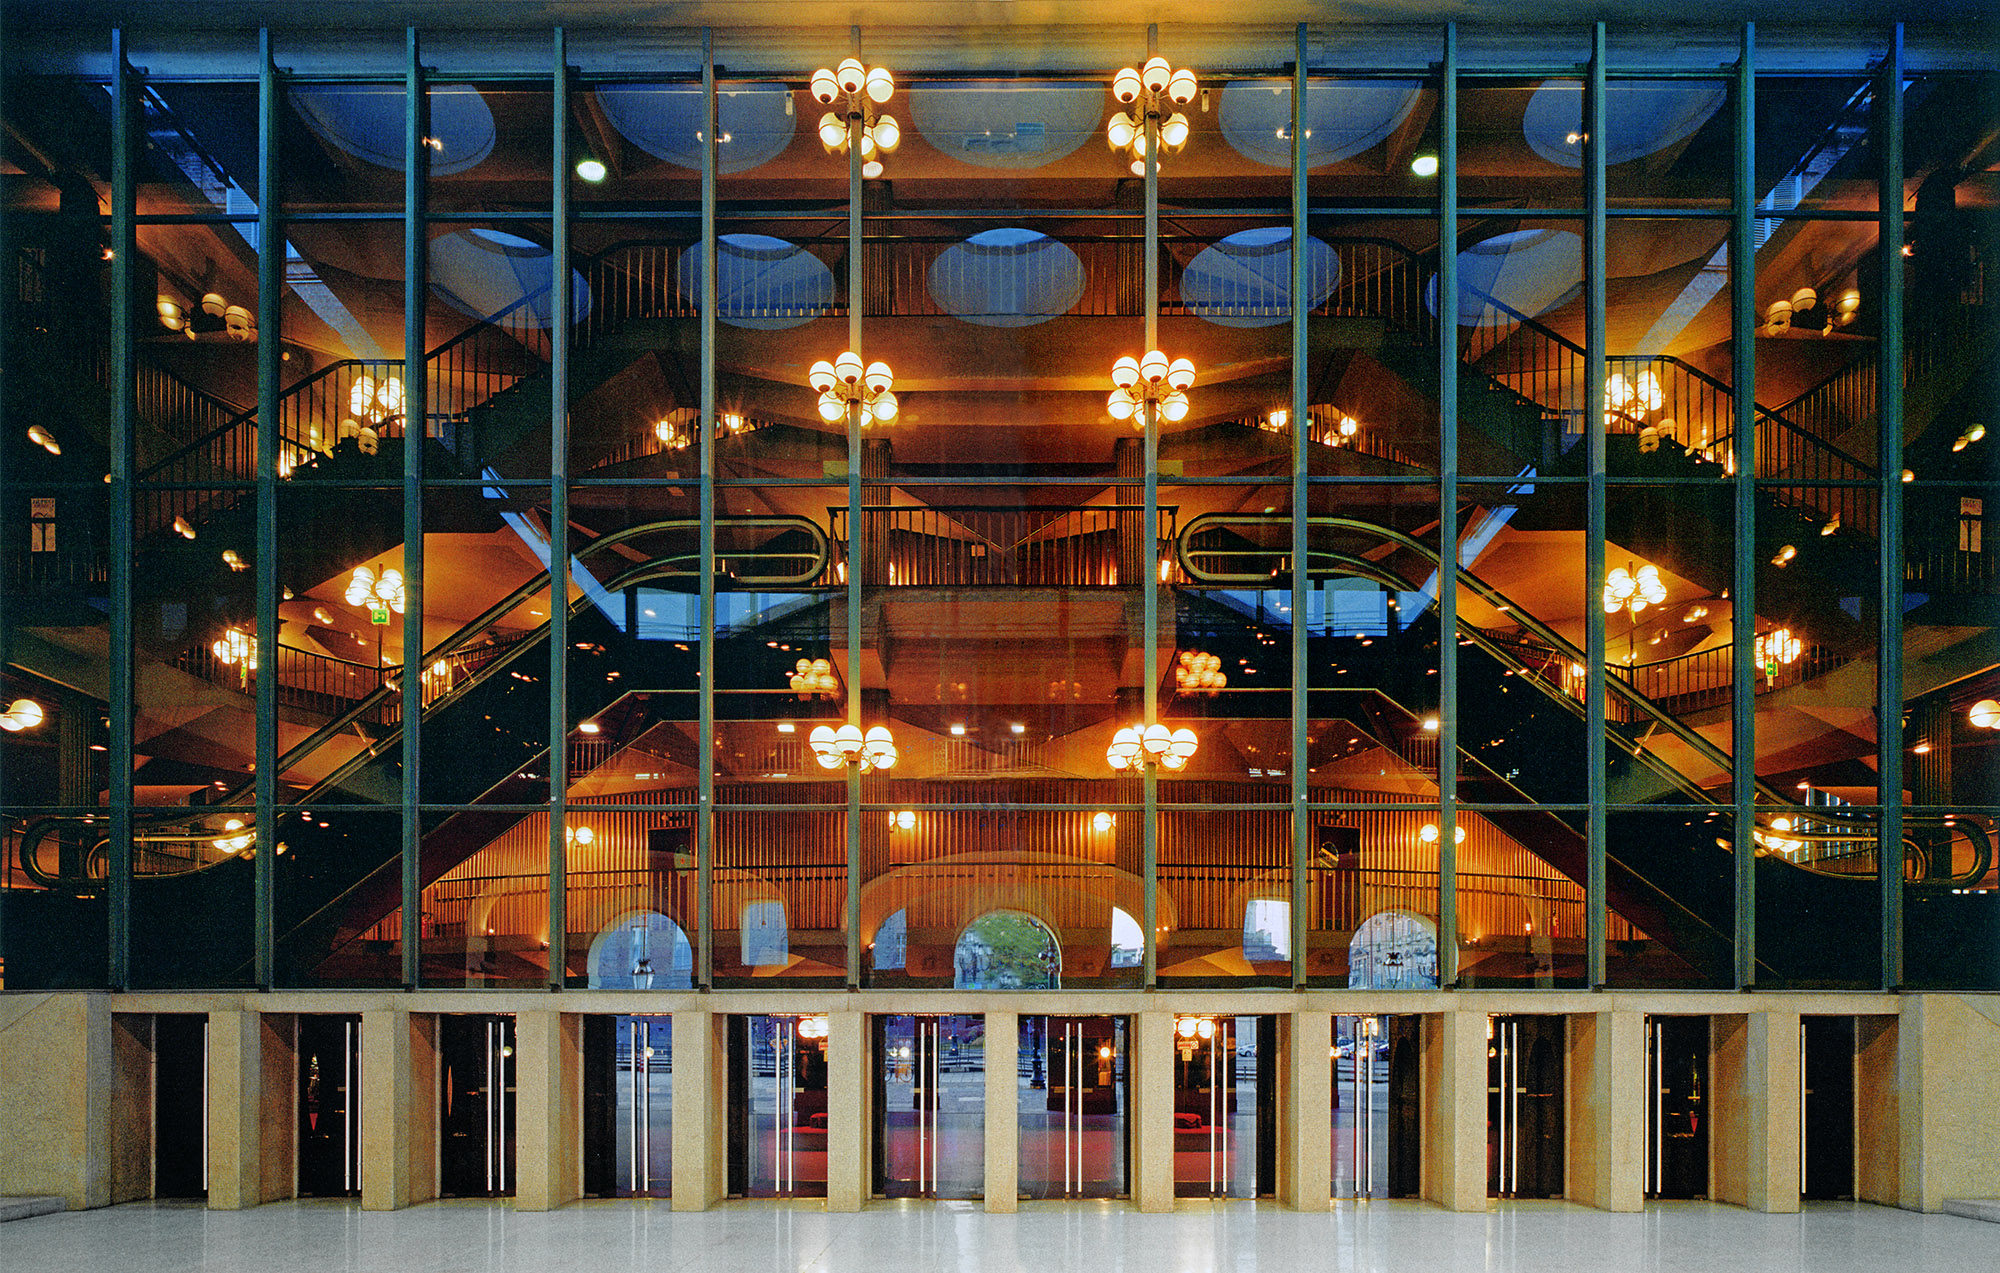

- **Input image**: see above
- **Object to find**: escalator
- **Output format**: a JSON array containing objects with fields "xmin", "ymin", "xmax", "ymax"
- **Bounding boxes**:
[
  {"xmin": 1182, "ymin": 514, "xmax": 1998, "ymax": 987},
  {"xmin": 2, "ymin": 514, "xmax": 826, "ymax": 988}
]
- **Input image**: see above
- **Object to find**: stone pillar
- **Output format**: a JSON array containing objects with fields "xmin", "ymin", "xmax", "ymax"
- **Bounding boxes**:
[
  {"xmin": 1424, "ymin": 1009, "xmax": 1488, "ymax": 1212},
  {"xmin": 1855, "ymin": 1015, "xmax": 1899, "ymax": 1206},
  {"xmin": 1566, "ymin": 1011, "xmax": 1643, "ymax": 1212},
  {"xmin": 109, "ymin": 1012, "xmax": 152, "ymax": 1204},
  {"xmin": 825, "ymin": 1010, "xmax": 868, "ymax": 1211},
  {"xmin": 0, "ymin": 993, "xmax": 115, "ymax": 1210},
  {"xmin": 513, "ymin": 1010, "xmax": 582, "ymax": 1212},
  {"xmin": 1712, "ymin": 1013, "xmax": 1801, "ymax": 1212},
  {"xmin": 1131, "ymin": 1010, "xmax": 1174, "ymax": 1213},
  {"xmin": 207, "ymin": 1009, "xmax": 294, "ymax": 1209},
  {"xmin": 983, "ymin": 1010, "xmax": 1019, "ymax": 1213},
  {"xmin": 1279, "ymin": 1011, "xmax": 1331, "ymax": 1210},
  {"xmin": 360, "ymin": 1010, "xmax": 437, "ymax": 1210},
  {"xmin": 672, "ymin": 1010, "xmax": 728, "ymax": 1210},
  {"xmin": 1897, "ymin": 994, "xmax": 2000, "ymax": 1211}
]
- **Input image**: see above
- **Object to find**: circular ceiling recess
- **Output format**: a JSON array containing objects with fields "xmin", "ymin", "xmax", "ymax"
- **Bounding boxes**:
[
  {"xmin": 1521, "ymin": 80, "xmax": 1727, "ymax": 168},
  {"xmin": 429, "ymin": 228, "xmax": 591, "ymax": 328},
  {"xmin": 906, "ymin": 81, "xmax": 1105, "ymax": 169},
  {"xmin": 1218, "ymin": 80, "xmax": 1423, "ymax": 169},
  {"xmin": 1179, "ymin": 227, "xmax": 1341, "ymax": 328},
  {"xmin": 927, "ymin": 229, "xmax": 1087, "ymax": 327},
  {"xmin": 1426, "ymin": 229, "xmax": 1584, "ymax": 327},
  {"xmin": 292, "ymin": 84, "xmax": 495, "ymax": 175},
  {"xmin": 594, "ymin": 83, "xmax": 796, "ymax": 174},
  {"xmin": 677, "ymin": 234, "xmax": 833, "ymax": 330}
]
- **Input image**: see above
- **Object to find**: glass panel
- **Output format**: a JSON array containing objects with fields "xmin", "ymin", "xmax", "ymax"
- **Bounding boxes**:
[
  {"xmin": 134, "ymin": 77, "xmax": 262, "ymax": 217},
  {"xmin": 1172, "ymin": 1014, "xmax": 1266, "ymax": 1197},
  {"xmin": 424, "ymin": 82, "xmax": 550, "ymax": 214},
  {"xmin": 712, "ymin": 807, "xmax": 846, "ymax": 985},
  {"xmin": 282, "ymin": 81, "xmax": 409, "ymax": 214},
  {"xmin": 1018, "ymin": 1015, "xmax": 1127, "ymax": 1199},
  {"xmin": 1461, "ymin": 79, "xmax": 1583, "ymax": 211},
  {"xmin": 1755, "ymin": 77, "xmax": 1877, "ymax": 215},
  {"xmin": 738, "ymin": 1013, "xmax": 829, "ymax": 1197},
  {"xmin": 1603, "ymin": 80, "xmax": 1732, "ymax": 210},
  {"xmin": 1450, "ymin": 217, "xmax": 1588, "ymax": 479},
  {"xmin": 275, "ymin": 808, "xmax": 405, "ymax": 987},
  {"xmin": 1301, "ymin": 78, "xmax": 1439, "ymax": 206},
  {"xmin": 608, "ymin": 1015, "xmax": 673, "ymax": 1196},
  {"xmin": 875, "ymin": 1014, "xmax": 984, "ymax": 1199}
]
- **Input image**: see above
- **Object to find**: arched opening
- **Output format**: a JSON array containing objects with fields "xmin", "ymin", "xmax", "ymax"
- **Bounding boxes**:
[
  {"xmin": 872, "ymin": 908, "xmax": 908, "ymax": 971},
  {"xmin": 1109, "ymin": 906, "xmax": 1144, "ymax": 969},
  {"xmin": 953, "ymin": 910, "xmax": 1061, "ymax": 990},
  {"xmin": 1347, "ymin": 910, "xmax": 1439, "ymax": 989},
  {"xmin": 588, "ymin": 912, "xmax": 693, "ymax": 989},
  {"xmin": 741, "ymin": 899, "xmax": 789, "ymax": 968}
]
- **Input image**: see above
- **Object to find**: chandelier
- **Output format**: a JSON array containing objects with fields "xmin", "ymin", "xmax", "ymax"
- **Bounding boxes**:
[
  {"xmin": 1753, "ymin": 627, "xmax": 1803, "ymax": 676},
  {"xmin": 809, "ymin": 352, "xmax": 898, "ymax": 425},
  {"xmin": 1175, "ymin": 650, "xmax": 1227, "ymax": 694},
  {"xmin": 1602, "ymin": 563, "xmax": 1666, "ymax": 617},
  {"xmin": 345, "ymin": 565, "xmax": 406, "ymax": 614},
  {"xmin": 211, "ymin": 626, "xmax": 257, "ymax": 688},
  {"xmin": 1107, "ymin": 351, "xmax": 1194, "ymax": 429},
  {"xmin": 212, "ymin": 817, "xmax": 253, "ymax": 855},
  {"xmin": 810, "ymin": 723, "xmax": 899, "ymax": 772},
  {"xmin": 1107, "ymin": 58, "xmax": 1197, "ymax": 176},
  {"xmin": 1106, "ymin": 722, "xmax": 1198, "ymax": 772},
  {"xmin": 788, "ymin": 657, "xmax": 839, "ymax": 697},
  {"xmin": 811, "ymin": 58, "xmax": 899, "ymax": 178},
  {"xmin": 0, "ymin": 698, "xmax": 46, "ymax": 731},
  {"xmin": 350, "ymin": 374, "xmax": 404, "ymax": 424}
]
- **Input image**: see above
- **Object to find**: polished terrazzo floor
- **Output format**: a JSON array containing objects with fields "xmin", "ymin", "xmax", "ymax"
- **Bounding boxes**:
[{"xmin": 3, "ymin": 1198, "xmax": 1995, "ymax": 1272}]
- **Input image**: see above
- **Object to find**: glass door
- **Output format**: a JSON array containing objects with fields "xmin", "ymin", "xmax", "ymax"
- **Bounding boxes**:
[
  {"xmin": 1333, "ymin": 1014, "xmax": 1422, "ymax": 1199},
  {"xmin": 584, "ymin": 1015, "xmax": 673, "ymax": 1197},
  {"xmin": 296, "ymin": 1014, "xmax": 361, "ymax": 1197},
  {"xmin": 1644, "ymin": 1015, "xmax": 1709, "ymax": 1199},
  {"xmin": 1487, "ymin": 1015, "xmax": 1564, "ymax": 1199},
  {"xmin": 873, "ymin": 1014, "xmax": 984, "ymax": 1199},
  {"xmin": 728, "ymin": 1014, "xmax": 828, "ymax": 1197},
  {"xmin": 1801, "ymin": 1017, "xmax": 1856, "ymax": 1200},
  {"xmin": 1019, "ymin": 1016, "xmax": 1127, "ymax": 1199},
  {"xmin": 1173, "ymin": 1015, "xmax": 1272, "ymax": 1198},
  {"xmin": 439, "ymin": 1015, "xmax": 514, "ymax": 1197}
]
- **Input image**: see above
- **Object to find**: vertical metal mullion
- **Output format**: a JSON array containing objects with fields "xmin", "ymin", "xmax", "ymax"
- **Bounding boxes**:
[
  {"xmin": 400, "ymin": 29, "xmax": 427, "ymax": 989},
  {"xmin": 1876, "ymin": 26, "xmax": 1905, "ymax": 990},
  {"xmin": 107, "ymin": 30, "xmax": 136, "ymax": 990},
  {"xmin": 254, "ymin": 29, "xmax": 282, "ymax": 988},
  {"xmin": 1141, "ymin": 21, "xmax": 1161, "ymax": 991},
  {"xmin": 1583, "ymin": 22, "xmax": 1609, "ymax": 990},
  {"xmin": 1730, "ymin": 24, "xmax": 1759, "ymax": 990},
  {"xmin": 547, "ymin": 27, "xmax": 571, "ymax": 992},
  {"xmin": 1435, "ymin": 22, "xmax": 1461, "ymax": 989},
  {"xmin": 1288, "ymin": 24, "xmax": 1310, "ymax": 991},
  {"xmin": 845, "ymin": 25, "xmax": 865, "ymax": 991},
  {"xmin": 697, "ymin": 28, "xmax": 717, "ymax": 989}
]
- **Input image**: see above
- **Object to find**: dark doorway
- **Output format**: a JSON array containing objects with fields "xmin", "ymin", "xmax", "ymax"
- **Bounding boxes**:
[
  {"xmin": 1488, "ymin": 1014, "xmax": 1564, "ymax": 1198},
  {"xmin": 438, "ymin": 1015, "xmax": 515, "ymax": 1197},
  {"xmin": 1645, "ymin": 1015, "xmax": 1710, "ymax": 1199},
  {"xmin": 153, "ymin": 1014, "xmax": 207, "ymax": 1199},
  {"xmin": 1333, "ymin": 1013, "xmax": 1421, "ymax": 1198},
  {"xmin": 584, "ymin": 1015, "xmax": 672, "ymax": 1198},
  {"xmin": 1802, "ymin": 1016, "xmax": 1856, "ymax": 1200},
  {"xmin": 296, "ymin": 1015, "xmax": 361, "ymax": 1197}
]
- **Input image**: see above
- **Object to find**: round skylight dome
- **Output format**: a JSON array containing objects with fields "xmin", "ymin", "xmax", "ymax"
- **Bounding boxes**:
[
  {"xmin": 1521, "ymin": 81, "xmax": 1726, "ymax": 168},
  {"xmin": 1424, "ymin": 229, "xmax": 1583, "ymax": 327},
  {"xmin": 906, "ymin": 82, "xmax": 1104, "ymax": 169},
  {"xmin": 429, "ymin": 229, "xmax": 590, "ymax": 328},
  {"xmin": 677, "ymin": 235, "xmax": 834, "ymax": 330},
  {"xmin": 594, "ymin": 83, "xmax": 796, "ymax": 174},
  {"xmin": 927, "ymin": 229, "xmax": 1086, "ymax": 327},
  {"xmin": 1179, "ymin": 227, "xmax": 1341, "ymax": 328},
  {"xmin": 291, "ymin": 84, "xmax": 496, "ymax": 176},
  {"xmin": 1218, "ymin": 80, "xmax": 1423, "ymax": 169}
]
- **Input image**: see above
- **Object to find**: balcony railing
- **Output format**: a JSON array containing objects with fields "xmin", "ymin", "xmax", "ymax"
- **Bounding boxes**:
[{"xmin": 824, "ymin": 504, "xmax": 1174, "ymax": 589}]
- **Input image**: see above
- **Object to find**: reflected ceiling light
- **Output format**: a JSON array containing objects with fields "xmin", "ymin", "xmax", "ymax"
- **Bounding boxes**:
[
  {"xmin": 1967, "ymin": 699, "xmax": 2000, "ymax": 730},
  {"xmin": 348, "ymin": 373, "xmax": 404, "ymax": 425},
  {"xmin": 345, "ymin": 564, "xmax": 406, "ymax": 614},
  {"xmin": 1106, "ymin": 350, "xmax": 1193, "ymax": 430},
  {"xmin": 796, "ymin": 1015, "xmax": 830, "ymax": 1039},
  {"xmin": 1953, "ymin": 422, "xmax": 1985, "ymax": 452},
  {"xmin": 0, "ymin": 698, "xmax": 46, "ymax": 731},
  {"xmin": 212, "ymin": 817, "xmax": 253, "ymax": 855},
  {"xmin": 1175, "ymin": 650, "xmax": 1227, "ymax": 694},
  {"xmin": 564, "ymin": 824, "xmax": 595, "ymax": 846},
  {"xmin": 789, "ymin": 657, "xmax": 839, "ymax": 697},
  {"xmin": 1765, "ymin": 285, "xmax": 1857, "ymax": 337},
  {"xmin": 892, "ymin": 810, "xmax": 916, "ymax": 831},
  {"xmin": 1105, "ymin": 721, "xmax": 1197, "ymax": 772},
  {"xmin": 812, "ymin": 56, "xmax": 898, "ymax": 178},
  {"xmin": 156, "ymin": 296, "xmax": 186, "ymax": 331},
  {"xmin": 575, "ymin": 157, "xmax": 607, "ymax": 182},
  {"xmin": 1411, "ymin": 153, "xmax": 1439, "ymax": 177},
  {"xmin": 1092, "ymin": 811, "xmax": 1115, "ymax": 834},
  {"xmin": 808, "ymin": 352, "xmax": 898, "ymax": 426},
  {"xmin": 26, "ymin": 425, "xmax": 60, "ymax": 456},
  {"xmin": 1753, "ymin": 627, "xmax": 1803, "ymax": 676},
  {"xmin": 1419, "ymin": 822, "xmax": 1467, "ymax": 845},
  {"xmin": 210, "ymin": 626, "xmax": 258, "ymax": 688},
  {"xmin": 1602, "ymin": 562, "xmax": 1666, "ymax": 616},
  {"xmin": 809, "ymin": 722, "xmax": 898, "ymax": 772},
  {"xmin": 1108, "ymin": 56, "xmax": 1196, "ymax": 176}
]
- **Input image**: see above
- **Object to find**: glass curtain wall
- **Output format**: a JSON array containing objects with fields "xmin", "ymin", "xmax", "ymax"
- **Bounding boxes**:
[{"xmin": 2, "ymin": 23, "xmax": 1994, "ymax": 995}]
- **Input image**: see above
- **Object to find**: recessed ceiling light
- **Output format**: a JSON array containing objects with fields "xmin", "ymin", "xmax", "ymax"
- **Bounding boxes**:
[
  {"xmin": 777, "ymin": 723, "xmax": 796, "ymax": 733},
  {"xmin": 575, "ymin": 158, "xmax": 607, "ymax": 182},
  {"xmin": 577, "ymin": 721, "xmax": 600, "ymax": 734},
  {"xmin": 1411, "ymin": 153, "xmax": 1439, "ymax": 177},
  {"xmin": 1010, "ymin": 723, "xmax": 1026, "ymax": 735},
  {"xmin": 949, "ymin": 723, "xmax": 967, "ymax": 736}
]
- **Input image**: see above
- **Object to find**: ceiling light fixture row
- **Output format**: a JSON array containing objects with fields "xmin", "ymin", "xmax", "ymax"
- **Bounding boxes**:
[
  {"xmin": 810, "ymin": 723, "xmax": 899, "ymax": 772},
  {"xmin": 812, "ymin": 58, "xmax": 899, "ymax": 178},
  {"xmin": 1107, "ymin": 57, "xmax": 1197, "ymax": 175},
  {"xmin": 1106, "ymin": 722, "xmax": 1198, "ymax": 772},
  {"xmin": 1107, "ymin": 350, "xmax": 1194, "ymax": 429}
]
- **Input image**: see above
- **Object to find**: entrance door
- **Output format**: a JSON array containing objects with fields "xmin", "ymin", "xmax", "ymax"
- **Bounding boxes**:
[
  {"xmin": 439, "ymin": 1015, "xmax": 515, "ymax": 1197},
  {"xmin": 1173, "ymin": 1015, "xmax": 1273, "ymax": 1198},
  {"xmin": 1488, "ymin": 1015, "xmax": 1564, "ymax": 1198},
  {"xmin": 873, "ymin": 1014, "xmax": 984, "ymax": 1198},
  {"xmin": 584, "ymin": 1015, "xmax": 672, "ymax": 1197},
  {"xmin": 1019, "ymin": 1016, "xmax": 1126, "ymax": 1198},
  {"xmin": 1334, "ymin": 1014, "xmax": 1420, "ymax": 1198},
  {"xmin": 296, "ymin": 1015, "xmax": 361, "ymax": 1197},
  {"xmin": 1801, "ymin": 1016, "xmax": 1856, "ymax": 1200},
  {"xmin": 728, "ymin": 1015, "xmax": 828, "ymax": 1197},
  {"xmin": 1645, "ymin": 1015, "xmax": 1709, "ymax": 1199},
  {"xmin": 153, "ymin": 1014, "xmax": 208, "ymax": 1199}
]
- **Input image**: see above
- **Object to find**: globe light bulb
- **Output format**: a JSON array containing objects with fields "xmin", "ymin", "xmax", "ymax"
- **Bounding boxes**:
[
  {"xmin": 870, "ymin": 391, "xmax": 898, "ymax": 423},
  {"xmin": 1139, "ymin": 349, "xmax": 1169, "ymax": 384},
  {"xmin": 1166, "ymin": 357, "xmax": 1196, "ymax": 390},
  {"xmin": 1160, "ymin": 391, "xmax": 1190, "ymax": 423},
  {"xmin": 1160, "ymin": 112, "xmax": 1190, "ymax": 150},
  {"xmin": 1111, "ymin": 356, "xmax": 1141, "ymax": 389},
  {"xmin": 1142, "ymin": 724, "xmax": 1172, "ymax": 756},
  {"xmin": 834, "ymin": 724, "xmax": 865, "ymax": 757},
  {"xmin": 865, "ymin": 66, "xmax": 895, "ymax": 104},
  {"xmin": 834, "ymin": 351, "xmax": 864, "ymax": 384},
  {"xmin": 1112, "ymin": 68, "xmax": 1143, "ymax": 104},
  {"xmin": 1167, "ymin": 68, "xmax": 1198, "ymax": 105},
  {"xmin": 1141, "ymin": 57, "xmax": 1171, "ymax": 94},
  {"xmin": 811, "ymin": 68, "xmax": 840, "ymax": 104},
  {"xmin": 836, "ymin": 58, "xmax": 866, "ymax": 95},
  {"xmin": 818, "ymin": 112, "xmax": 848, "ymax": 150},
  {"xmin": 1107, "ymin": 391, "xmax": 1136, "ymax": 421},
  {"xmin": 864, "ymin": 361, "xmax": 894, "ymax": 394},
  {"xmin": 818, "ymin": 391, "xmax": 847, "ymax": 423},
  {"xmin": 1106, "ymin": 112, "xmax": 1137, "ymax": 149},
  {"xmin": 809, "ymin": 360, "xmax": 838, "ymax": 393},
  {"xmin": 871, "ymin": 114, "xmax": 900, "ymax": 152}
]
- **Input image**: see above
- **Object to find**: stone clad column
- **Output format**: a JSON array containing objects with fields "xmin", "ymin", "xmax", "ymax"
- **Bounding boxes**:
[
  {"xmin": 360, "ymin": 1010, "xmax": 437, "ymax": 1210},
  {"xmin": 513, "ymin": 1010, "xmax": 581, "ymax": 1211},
  {"xmin": 1132, "ymin": 1010, "xmax": 1174, "ymax": 1212},
  {"xmin": 983, "ymin": 1010, "xmax": 1019, "ymax": 1212},
  {"xmin": 825, "ymin": 1010, "xmax": 867, "ymax": 1211},
  {"xmin": 1424, "ymin": 1009, "xmax": 1488, "ymax": 1212},
  {"xmin": 672, "ymin": 1010, "xmax": 728, "ymax": 1210},
  {"xmin": 1712, "ymin": 1012, "xmax": 1801, "ymax": 1212},
  {"xmin": 206, "ymin": 1009, "xmax": 294, "ymax": 1208},
  {"xmin": 1280, "ymin": 1011, "xmax": 1331, "ymax": 1210},
  {"xmin": 1566, "ymin": 1011, "xmax": 1642, "ymax": 1212}
]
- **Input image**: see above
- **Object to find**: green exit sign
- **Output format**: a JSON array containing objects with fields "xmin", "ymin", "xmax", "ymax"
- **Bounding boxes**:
[{"xmin": 371, "ymin": 607, "xmax": 390, "ymax": 626}]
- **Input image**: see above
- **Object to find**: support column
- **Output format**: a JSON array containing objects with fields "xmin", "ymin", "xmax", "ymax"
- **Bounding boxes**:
[
  {"xmin": 1855, "ymin": 1015, "xmax": 1899, "ymax": 1205},
  {"xmin": 513, "ymin": 1011, "xmax": 582, "ymax": 1211},
  {"xmin": 983, "ymin": 1011, "xmax": 1019, "ymax": 1213},
  {"xmin": 1424, "ymin": 1010, "xmax": 1488, "ymax": 1212},
  {"xmin": 1896, "ymin": 994, "xmax": 2000, "ymax": 1211},
  {"xmin": 672, "ymin": 1010, "xmax": 728, "ymax": 1210},
  {"xmin": 360, "ymin": 1010, "xmax": 437, "ymax": 1210},
  {"xmin": 1566, "ymin": 1011, "xmax": 1642, "ymax": 1212},
  {"xmin": 206, "ymin": 1009, "xmax": 293, "ymax": 1208},
  {"xmin": 825, "ymin": 1010, "xmax": 867, "ymax": 1211},
  {"xmin": 1712, "ymin": 1013, "xmax": 1801, "ymax": 1212},
  {"xmin": 1132, "ymin": 1010, "xmax": 1174, "ymax": 1212},
  {"xmin": 1279, "ymin": 1011, "xmax": 1331, "ymax": 1210},
  {"xmin": 0, "ymin": 994, "xmax": 116, "ymax": 1210}
]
